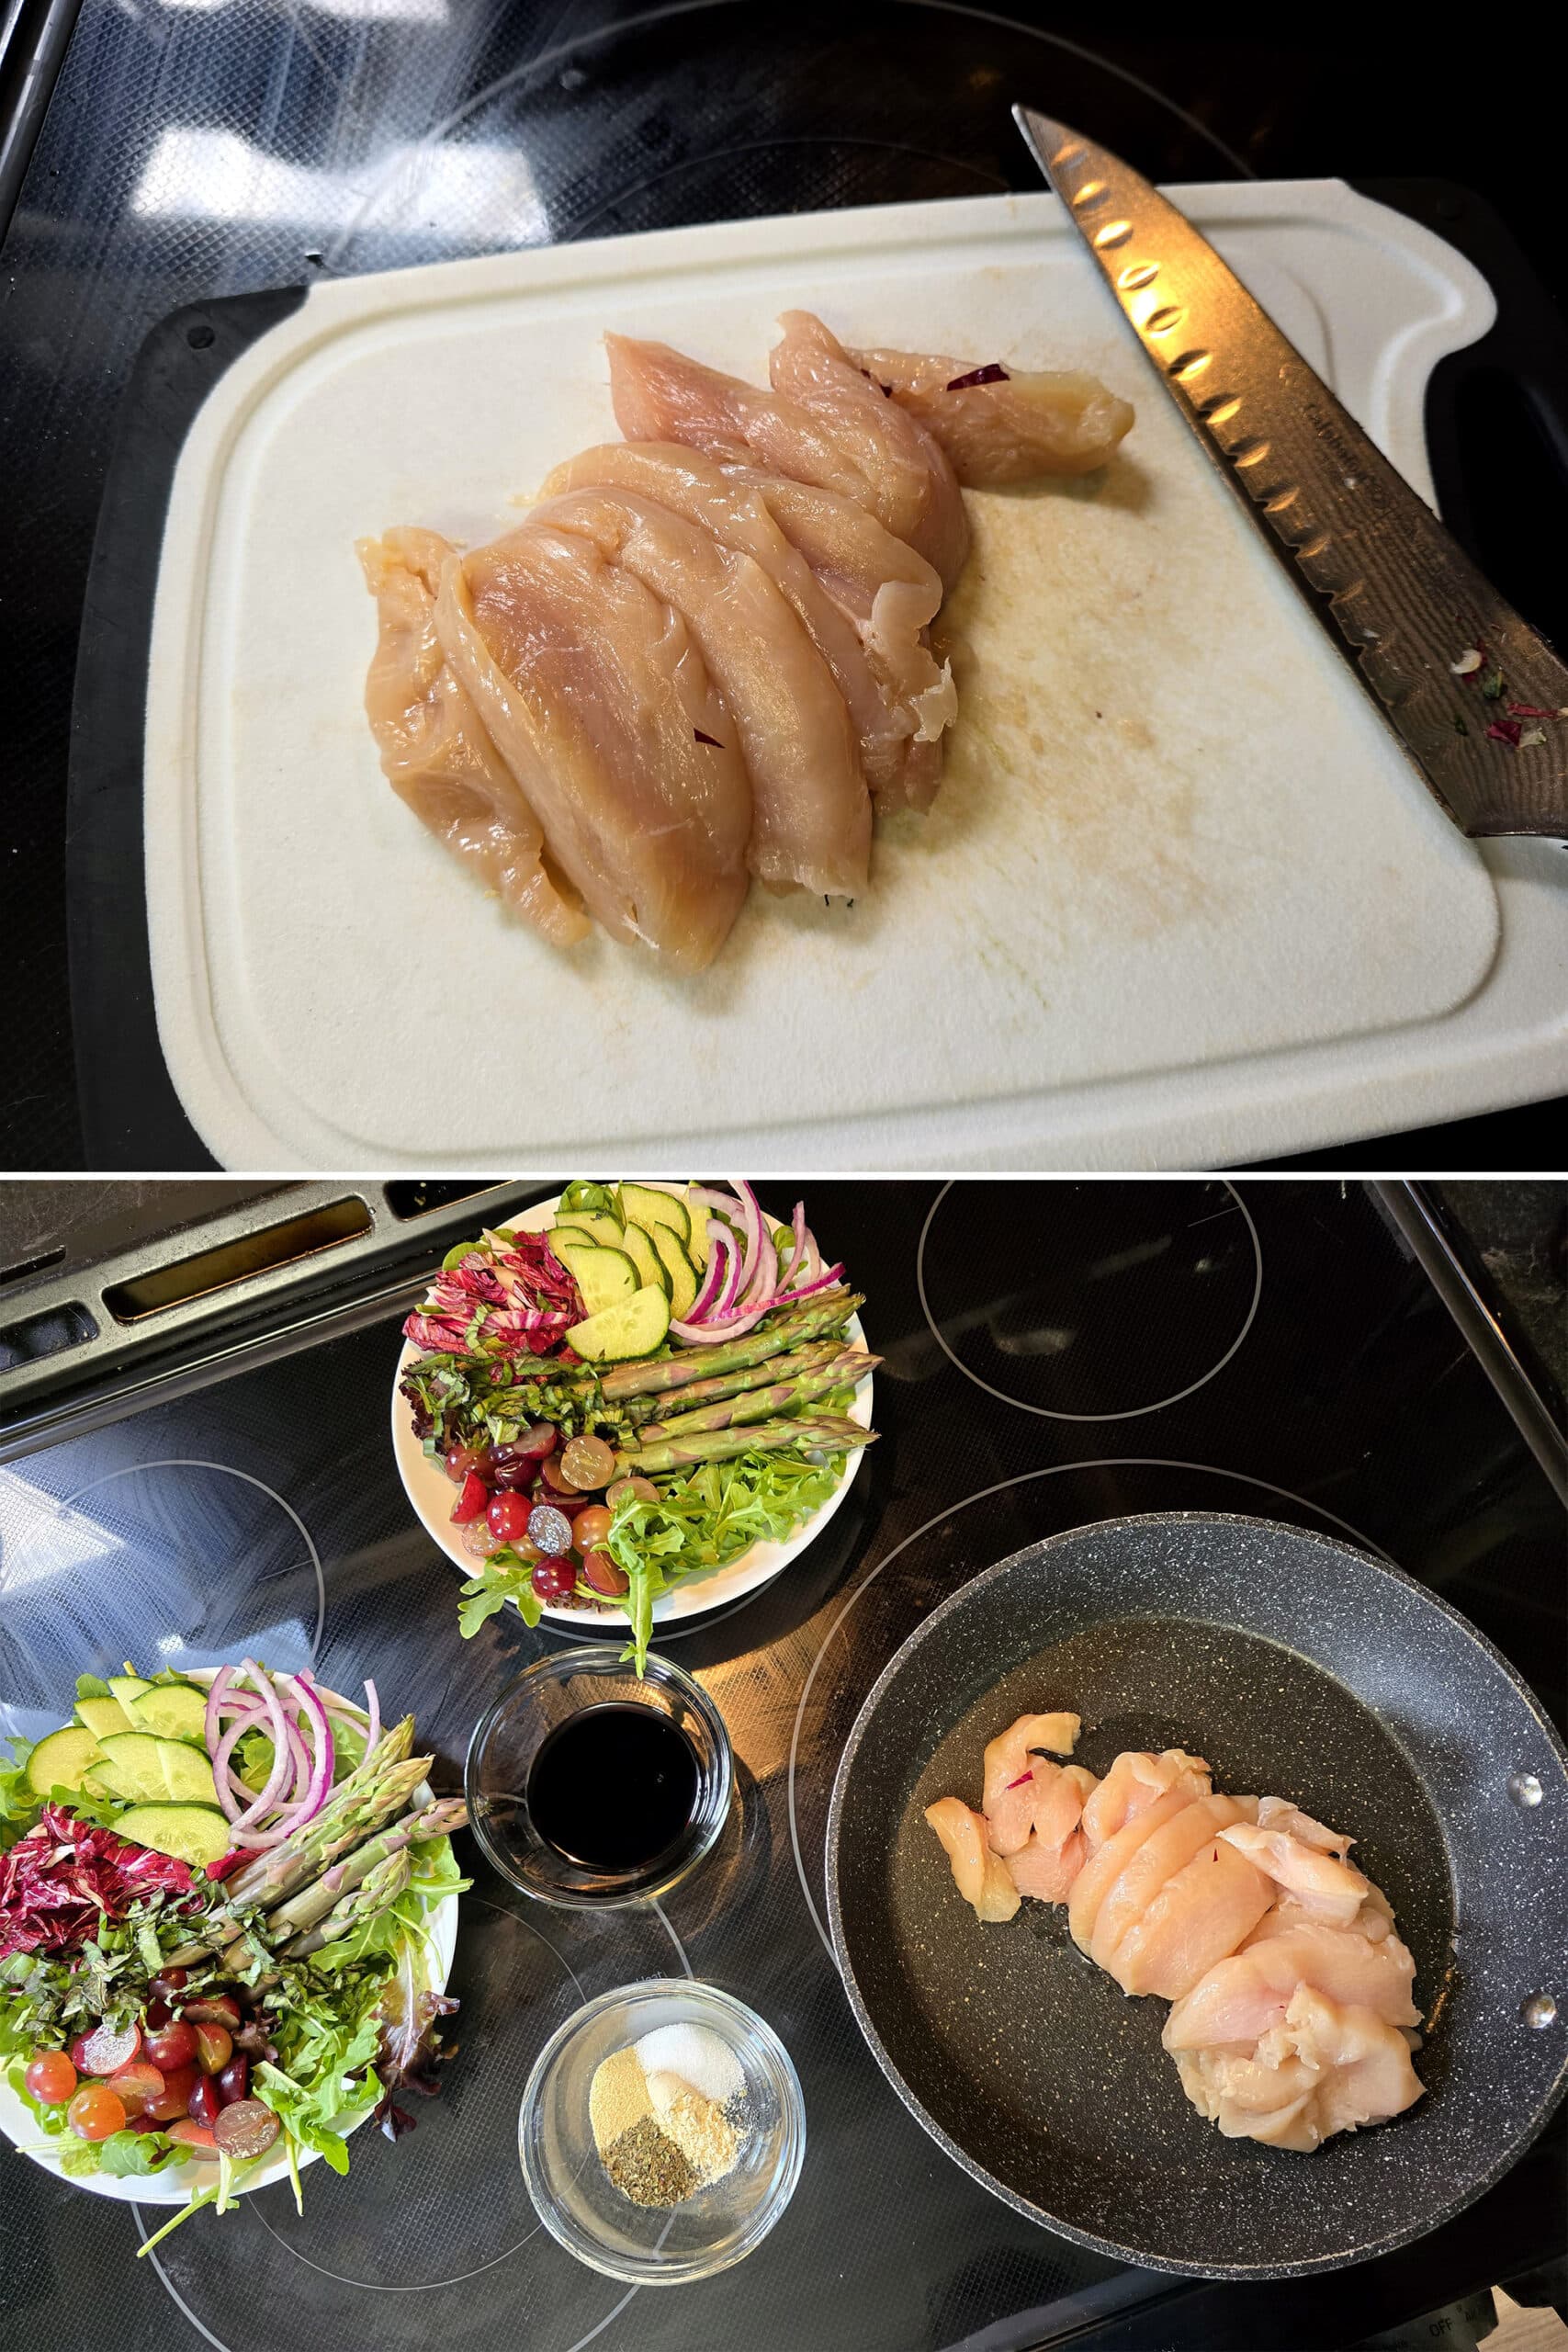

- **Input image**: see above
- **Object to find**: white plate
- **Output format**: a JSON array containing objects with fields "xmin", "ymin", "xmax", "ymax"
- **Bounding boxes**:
[
  {"xmin": 390, "ymin": 1192, "xmax": 874, "ymax": 1632},
  {"xmin": 0, "ymin": 1674, "xmax": 460, "ymax": 2206},
  {"xmin": 142, "ymin": 183, "xmax": 1568, "ymax": 1170}
]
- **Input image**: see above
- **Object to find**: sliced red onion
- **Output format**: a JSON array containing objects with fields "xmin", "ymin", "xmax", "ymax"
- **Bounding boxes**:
[
  {"xmin": 739, "ymin": 1221, "xmax": 777, "ymax": 1310},
  {"xmin": 203, "ymin": 1665, "xmax": 236, "ymax": 1758},
  {"xmin": 233, "ymin": 1659, "xmax": 293, "ymax": 1824},
  {"xmin": 765, "ymin": 1263, "xmax": 846, "ymax": 1310},
  {"xmin": 714, "ymin": 1230, "xmax": 745, "ymax": 1318},
  {"xmin": 276, "ymin": 1671, "xmax": 334, "ymax": 1826},
  {"xmin": 731, "ymin": 1181, "xmax": 763, "ymax": 1296},
  {"xmin": 685, "ymin": 1226, "xmax": 732, "ymax": 1323},
  {"xmin": 361, "ymin": 1680, "xmax": 379, "ymax": 1757},
  {"xmin": 670, "ymin": 1302, "xmax": 772, "ymax": 1344}
]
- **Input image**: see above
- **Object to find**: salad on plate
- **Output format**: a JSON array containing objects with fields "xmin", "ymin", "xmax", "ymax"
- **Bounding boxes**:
[
  {"xmin": 399, "ymin": 1180, "xmax": 879, "ymax": 1670},
  {"xmin": 0, "ymin": 1657, "xmax": 467, "ymax": 2247}
]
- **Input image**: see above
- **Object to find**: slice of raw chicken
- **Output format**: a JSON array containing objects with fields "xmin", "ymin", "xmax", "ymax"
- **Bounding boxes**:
[
  {"xmin": 846, "ymin": 346, "xmax": 1135, "ymax": 484},
  {"xmin": 540, "ymin": 442, "xmax": 922, "ymax": 808},
  {"xmin": 1079, "ymin": 1748, "xmax": 1212, "ymax": 1852},
  {"xmin": 357, "ymin": 528, "xmax": 588, "ymax": 947},
  {"xmin": 531, "ymin": 483, "xmax": 870, "ymax": 897},
  {"xmin": 768, "ymin": 311, "xmax": 970, "ymax": 592},
  {"xmin": 1218, "ymin": 1819, "xmax": 1373, "ymax": 1928},
  {"xmin": 605, "ymin": 330, "xmax": 874, "ymax": 514},
  {"xmin": 924, "ymin": 1797, "xmax": 1021, "ymax": 1924},
  {"xmin": 1106, "ymin": 1830, "xmax": 1275, "ymax": 2000},
  {"xmin": 981, "ymin": 1711, "xmax": 1084, "ymax": 1855},
  {"xmin": 1006, "ymin": 1763, "xmax": 1098, "ymax": 1904},
  {"xmin": 1171, "ymin": 1984, "xmax": 1424, "ymax": 2152},
  {"xmin": 434, "ymin": 524, "xmax": 750, "ymax": 971},
  {"xmin": 1089, "ymin": 1792, "xmax": 1251, "ymax": 1973},
  {"xmin": 728, "ymin": 469, "xmax": 954, "ymax": 812},
  {"xmin": 1163, "ymin": 1915, "xmax": 1421, "ymax": 2052}
]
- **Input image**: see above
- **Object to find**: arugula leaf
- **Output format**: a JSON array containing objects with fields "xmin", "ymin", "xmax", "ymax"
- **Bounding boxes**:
[
  {"xmin": 74, "ymin": 1674, "xmax": 112, "ymax": 1702},
  {"xmin": 604, "ymin": 1446, "xmax": 848, "ymax": 1673},
  {"xmin": 98, "ymin": 2128, "xmax": 190, "ymax": 2177},
  {"xmin": 0, "ymin": 1741, "xmax": 38, "ymax": 1850},
  {"xmin": 457, "ymin": 1552, "xmax": 545, "ymax": 1638}
]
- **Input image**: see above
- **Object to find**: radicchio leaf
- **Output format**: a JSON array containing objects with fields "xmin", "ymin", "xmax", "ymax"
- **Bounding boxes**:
[{"xmin": 370, "ymin": 1939, "xmax": 460, "ymax": 2141}]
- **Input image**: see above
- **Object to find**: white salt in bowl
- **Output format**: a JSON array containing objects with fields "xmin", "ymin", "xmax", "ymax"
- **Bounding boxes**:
[{"xmin": 519, "ymin": 1977, "xmax": 805, "ymax": 2283}]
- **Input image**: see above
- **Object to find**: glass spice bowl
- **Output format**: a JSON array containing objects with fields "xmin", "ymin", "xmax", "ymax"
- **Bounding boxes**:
[
  {"xmin": 464, "ymin": 1645, "xmax": 732, "ymax": 1907},
  {"xmin": 519, "ymin": 1978, "xmax": 806, "ymax": 2284}
]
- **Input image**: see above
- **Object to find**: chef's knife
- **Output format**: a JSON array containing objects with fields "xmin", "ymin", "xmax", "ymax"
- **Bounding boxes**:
[{"xmin": 1015, "ymin": 106, "xmax": 1568, "ymax": 838}]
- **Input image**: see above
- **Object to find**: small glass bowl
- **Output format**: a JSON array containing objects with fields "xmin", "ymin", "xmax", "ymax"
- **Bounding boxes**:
[
  {"xmin": 519, "ymin": 1977, "xmax": 805, "ymax": 2283},
  {"xmin": 464, "ymin": 1645, "xmax": 731, "ymax": 1907}
]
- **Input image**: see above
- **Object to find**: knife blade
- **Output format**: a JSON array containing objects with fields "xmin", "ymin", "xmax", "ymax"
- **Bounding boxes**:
[{"xmin": 1014, "ymin": 105, "xmax": 1568, "ymax": 839}]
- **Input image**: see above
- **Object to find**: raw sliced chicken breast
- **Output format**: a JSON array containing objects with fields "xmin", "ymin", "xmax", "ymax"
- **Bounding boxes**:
[
  {"xmin": 1006, "ymin": 1763, "xmax": 1098, "ymax": 1904},
  {"xmin": 1079, "ymin": 1749, "xmax": 1212, "ymax": 1851},
  {"xmin": 1108, "ymin": 1836, "xmax": 1274, "ymax": 2000},
  {"xmin": 1163, "ymin": 1917, "xmax": 1421, "ymax": 2051},
  {"xmin": 1069, "ymin": 1785, "xmax": 1202, "ymax": 1953},
  {"xmin": 540, "ymin": 442, "xmax": 919, "ymax": 807},
  {"xmin": 1218, "ymin": 1820, "xmax": 1372, "ymax": 1928},
  {"xmin": 357, "ymin": 528, "xmax": 589, "ymax": 947},
  {"xmin": 730, "ymin": 469, "xmax": 953, "ymax": 811},
  {"xmin": 434, "ymin": 524, "xmax": 750, "ymax": 970},
  {"xmin": 981, "ymin": 1712, "xmax": 1084, "ymax": 1855},
  {"xmin": 532, "ymin": 484, "xmax": 870, "ymax": 897},
  {"xmin": 1089, "ymin": 1792, "xmax": 1248, "ymax": 1972},
  {"xmin": 606, "ymin": 330, "xmax": 874, "ymax": 512},
  {"xmin": 847, "ymin": 346, "xmax": 1135, "ymax": 484},
  {"xmin": 768, "ymin": 311, "xmax": 970, "ymax": 592},
  {"xmin": 1172, "ymin": 1984, "xmax": 1424, "ymax": 2152},
  {"xmin": 1255, "ymin": 1796, "xmax": 1356, "ymax": 1856},
  {"xmin": 924, "ymin": 1797, "xmax": 1021, "ymax": 1924}
]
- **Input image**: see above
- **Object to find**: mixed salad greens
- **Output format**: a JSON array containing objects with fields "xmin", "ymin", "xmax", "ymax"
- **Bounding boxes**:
[
  {"xmin": 0, "ymin": 1662, "xmax": 466, "ymax": 2244},
  {"xmin": 401, "ymin": 1180, "xmax": 879, "ymax": 1671}
]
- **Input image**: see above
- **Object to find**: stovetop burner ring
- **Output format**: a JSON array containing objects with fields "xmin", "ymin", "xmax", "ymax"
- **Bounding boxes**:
[{"xmin": 917, "ymin": 1180, "xmax": 1264, "ymax": 1422}]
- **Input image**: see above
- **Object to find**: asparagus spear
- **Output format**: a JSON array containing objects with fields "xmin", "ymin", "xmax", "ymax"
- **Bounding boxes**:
[
  {"xmin": 613, "ymin": 1411, "xmax": 875, "ymax": 1475},
  {"xmin": 600, "ymin": 1293, "xmax": 863, "ymax": 1400},
  {"xmin": 622, "ymin": 1339, "xmax": 845, "ymax": 1426},
  {"xmin": 280, "ymin": 1849, "xmax": 413, "ymax": 1959},
  {"xmin": 219, "ymin": 1799, "xmax": 466, "ymax": 1953},
  {"xmin": 637, "ymin": 1351, "xmax": 881, "ymax": 1441},
  {"xmin": 165, "ymin": 1724, "xmax": 427, "ymax": 1964}
]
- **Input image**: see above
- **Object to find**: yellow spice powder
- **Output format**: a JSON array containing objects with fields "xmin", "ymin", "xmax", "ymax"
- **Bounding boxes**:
[
  {"xmin": 644, "ymin": 2068, "xmax": 740, "ymax": 2184},
  {"xmin": 589, "ymin": 2045, "xmax": 653, "ymax": 2155}
]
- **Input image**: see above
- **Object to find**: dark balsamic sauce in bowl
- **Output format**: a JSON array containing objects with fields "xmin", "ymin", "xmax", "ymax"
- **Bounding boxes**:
[{"xmin": 526, "ymin": 1703, "xmax": 700, "ymax": 1874}]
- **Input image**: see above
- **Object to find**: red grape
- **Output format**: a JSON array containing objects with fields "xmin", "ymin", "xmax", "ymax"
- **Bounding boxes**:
[
  {"xmin": 485, "ymin": 1489, "xmax": 532, "ymax": 1543},
  {"xmin": 182, "ymin": 1994, "xmax": 241, "ymax": 2030},
  {"xmin": 530, "ymin": 1556, "xmax": 577, "ymax": 1602},
  {"xmin": 67, "ymin": 2084, "xmax": 127, "ymax": 2141},
  {"xmin": 148, "ymin": 1968, "xmax": 188, "ymax": 2005},
  {"xmin": 143, "ymin": 2018, "xmax": 198, "ymax": 2073},
  {"xmin": 71, "ymin": 2020, "xmax": 141, "ymax": 2077},
  {"xmin": 559, "ymin": 1433, "xmax": 615, "ymax": 1489},
  {"xmin": 537, "ymin": 1453, "xmax": 577, "ymax": 1496},
  {"xmin": 526, "ymin": 1503, "xmax": 573, "ymax": 1558},
  {"xmin": 445, "ymin": 1443, "xmax": 491, "ymax": 1483},
  {"xmin": 187, "ymin": 2074, "xmax": 223, "ymax": 2127},
  {"xmin": 166, "ymin": 2117, "xmax": 220, "ymax": 2154},
  {"xmin": 580, "ymin": 1548, "xmax": 629, "ymax": 1598},
  {"xmin": 606, "ymin": 1476, "xmax": 659, "ymax": 1506},
  {"xmin": 449, "ymin": 1469, "xmax": 491, "ymax": 1524},
  {"xmin": 145, "ymin": 2064, "xmax": 197, "ymax": 2123},
  {"xmin": 571, "ymin": 1503, "xmax": 614, "ymax": 1552},
  {"xmin": 107, "ymin": 2062, "xmax": 165, "ymax": 2116},
  {"xmin": 216, "ymin": 2055, "xmax": 250, "ymax": 2107},
  {"xmin": 24, "ymin": 2050, "xmax": 76, "ymax": 2106},
  {"xmin": 193, "ymin": 2022, "xmax": 232, "ymax": 2075}
]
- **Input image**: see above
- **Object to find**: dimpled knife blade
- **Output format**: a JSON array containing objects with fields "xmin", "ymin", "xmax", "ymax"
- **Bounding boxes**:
[{"xmin": 1015, "ymin": 105, "xmax": 1568, "ymax": 839}]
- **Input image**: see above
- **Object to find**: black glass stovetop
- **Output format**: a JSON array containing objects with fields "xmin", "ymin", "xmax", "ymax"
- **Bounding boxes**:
[
  {"xmin": 5, "ymin": 1, "xmax": 1567, "ymax": 1170},
  {"xmin": 2, "ymin": 1178, "xmax": 1563, "ymax": 2352}
]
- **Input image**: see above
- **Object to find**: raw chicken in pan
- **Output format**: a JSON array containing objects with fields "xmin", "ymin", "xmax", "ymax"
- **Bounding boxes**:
[
  {"xmin": 924, "ymin": 1711, "xmax": 1426, "ymax": 2154},
  {"xmin": 360, "ymin": 312, "xmax": 1134, "ymax": 964}
]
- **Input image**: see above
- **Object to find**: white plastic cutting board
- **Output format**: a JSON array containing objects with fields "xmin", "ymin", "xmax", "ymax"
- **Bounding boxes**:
[{"xmin": 144, "ymin": 185, "xmax": 1567, "ymax": 1170}]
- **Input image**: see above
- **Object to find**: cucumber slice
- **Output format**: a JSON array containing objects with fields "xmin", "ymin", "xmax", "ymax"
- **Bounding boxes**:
[
  {"xmin": 615, "ymin": 1221, "xmax": 670, "ymax": 1296},
  {"xmin": 567, "ymin": 1284, "xmax": 671, "ymax": 1363},
  {"xmin": 115, "ymin": 1804, "xmax": 232, "ymax": 1871},
  {"xmin": 92, "ymin": 1732, "xmax": 220, "ymax": 1807},
  {"xmin": 647, "ymin": 1224, "xmax": 699, "ymax": 1319},
  {"xmin": 551, "ymin": 1210, "xmax": 624, "ymax": 1249},
  {"xmin": 76, "ymin": 1695, "xmax": 138, "ymax": 1741},
  {"xmin": 622, "ymin": 1183, "xmax": 691, "ymax": 1248},
  {"xmin": 551, "ymin": 1240, "xmax": 637, "ymax": 1316},
  {"xmin": 25, "ymin": 1724, "xmax": 100, "ymax": 1798},
  {"xmin": 108, "ymin": 1674, "xmax": 152, "ymax": 1709},
  {"xmin": 129, "ymin": 1683, "xmax": 209, "ymax": 1744}
]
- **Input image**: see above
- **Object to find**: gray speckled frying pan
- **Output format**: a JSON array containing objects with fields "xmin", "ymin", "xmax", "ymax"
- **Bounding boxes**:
[{"xmin": 824, "ymin": 1512, "xmax": 1568, "ymax": 2278}]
